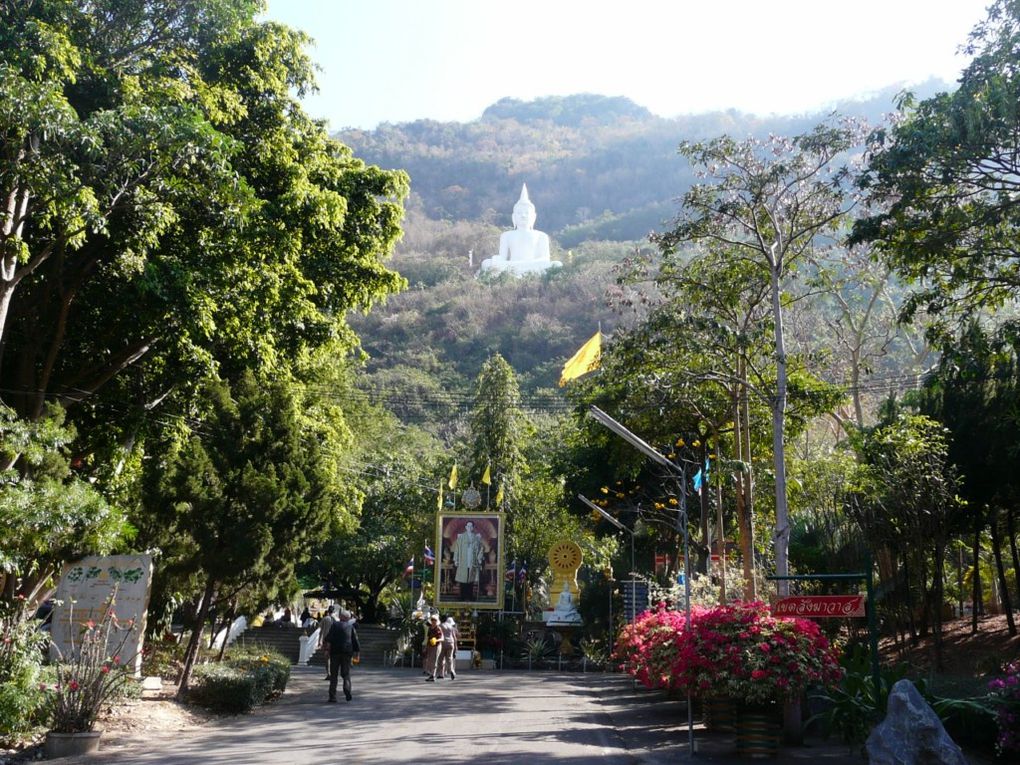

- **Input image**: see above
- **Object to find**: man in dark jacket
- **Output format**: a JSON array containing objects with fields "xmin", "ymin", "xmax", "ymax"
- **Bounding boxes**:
[{"xmin": 324, "ymin": 609, "xmax": 360, "ymax": 702}]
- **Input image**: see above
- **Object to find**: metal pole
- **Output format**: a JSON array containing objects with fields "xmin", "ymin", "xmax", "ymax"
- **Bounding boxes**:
[
  {"xmin": 679, "ymin": 467, "xmax": 694, "ymax": 758},
  {"xmin": 630, "ymin": 530, "xmax": 636, "ymax": 624},
  {"xmin": 866, "ymin": 554, "xmax": 881, "ymax": 701}
]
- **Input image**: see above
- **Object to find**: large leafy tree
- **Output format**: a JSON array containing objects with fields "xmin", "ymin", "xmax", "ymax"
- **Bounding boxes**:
[
  {"xmin": 0, "ymin": 0, "xmax": 407, "ymax": 431},
  {"xmin": 853, "ymin": 0, "xmax": 1020, "ymax": 324},
  {"xmin": 652, "ymin": 121, "xmax": 860, "ymax": 589}
]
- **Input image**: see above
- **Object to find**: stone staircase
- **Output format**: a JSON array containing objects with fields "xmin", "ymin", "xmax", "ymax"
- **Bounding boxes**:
[
  {"xmin": 307, "ymin": 624, "xmax": 398, "ymax": 667},
  {"xmin": 233, "ymin": 625, "xmax": 310, "ymax": 664}
]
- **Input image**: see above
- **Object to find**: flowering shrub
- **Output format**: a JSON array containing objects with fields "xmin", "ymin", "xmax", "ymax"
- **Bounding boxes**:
[
  {"xmin": 989, "ymin": 661, "xmax": 1020, "ymax": 756},
  {"xmin": 46, "ymin": 596, "xmax": 137, "ymax": 733},
  {"xmin": 614, "ymin": 603, "xmax": 707, "ymax": 690},
  {"xmin": 616, "ymin": 600, "xmax": 842, "ymax": 706}
]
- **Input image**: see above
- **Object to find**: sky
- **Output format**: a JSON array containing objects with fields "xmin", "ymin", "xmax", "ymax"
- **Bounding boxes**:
[{"xmin": 264, "ymin": 0, "xmax": 992, "ymax": 131}]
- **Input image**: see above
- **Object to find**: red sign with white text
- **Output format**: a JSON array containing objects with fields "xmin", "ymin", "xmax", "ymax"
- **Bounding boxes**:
[{"xmin": 773, "ymin": 595, "xmax": 866, "ymax": 618}]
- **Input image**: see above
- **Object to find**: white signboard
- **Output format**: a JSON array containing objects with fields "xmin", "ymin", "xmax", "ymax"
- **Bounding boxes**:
[{"xmin": 49, "ymin": 554, "xmax": 153, "ymax": 676}]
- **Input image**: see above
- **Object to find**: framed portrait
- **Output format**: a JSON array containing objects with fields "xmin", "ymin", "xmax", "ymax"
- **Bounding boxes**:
[{"xmin": 435, "ymin": 511, "xmax": 505, "ymax": 610}]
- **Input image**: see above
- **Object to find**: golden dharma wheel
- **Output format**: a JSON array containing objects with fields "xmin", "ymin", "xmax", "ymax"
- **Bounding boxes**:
[{"xmin": 548, "ymin": 540, "xmax": 583, "ymax": 573}]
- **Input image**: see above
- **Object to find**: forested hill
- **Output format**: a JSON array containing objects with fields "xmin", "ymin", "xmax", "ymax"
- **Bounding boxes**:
[{"xmin": 337, "ymin": 83, "xmax": 950, "ymax": 246}]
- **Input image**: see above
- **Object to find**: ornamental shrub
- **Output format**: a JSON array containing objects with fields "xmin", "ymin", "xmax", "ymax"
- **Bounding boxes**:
[
  {"xmin": 188, "ymin": 647, "xmax": 290, "ymax": 713},
  {"xmin": 614, "ymin": 603, "xmax": 706, "ymax": 690},
  {"xmin": 989, "ymin": 661, "xmax": 1020, "ymax": 756},
  {"xmin": 0, "ymin": 603, "xmax": 47, "ymax": 743}
]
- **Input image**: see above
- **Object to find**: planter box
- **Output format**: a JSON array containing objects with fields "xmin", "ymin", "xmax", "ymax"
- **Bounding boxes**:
[{"xmin": 45, "ymin": 730, "xmax": 102, "ymax": 759}]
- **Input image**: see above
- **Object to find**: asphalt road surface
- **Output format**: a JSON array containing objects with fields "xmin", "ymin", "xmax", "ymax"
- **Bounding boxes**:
[{"xmin": 55, "ymin": 666, "xmax": 870, "ymax": 764}]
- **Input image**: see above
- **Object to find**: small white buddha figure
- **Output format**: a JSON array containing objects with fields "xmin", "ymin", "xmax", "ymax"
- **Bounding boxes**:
[
  {"xmin": 545, "ymin": 585, "xmax": 582, "ymax": 625},
  {"xmin": 479, "ymin": 184, "xmax": 562, "ymax": 277}
]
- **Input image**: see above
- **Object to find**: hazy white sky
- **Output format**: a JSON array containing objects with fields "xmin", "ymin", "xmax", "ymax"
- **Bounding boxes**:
[{"xmin": 265, "ymin": 0, "xmax": 991, "ymax": 130}]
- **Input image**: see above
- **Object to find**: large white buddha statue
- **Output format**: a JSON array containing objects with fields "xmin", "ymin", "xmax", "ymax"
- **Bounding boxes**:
[{"xmin": 479, "ymin": 184, "xmax": 562, "ymax": 277}]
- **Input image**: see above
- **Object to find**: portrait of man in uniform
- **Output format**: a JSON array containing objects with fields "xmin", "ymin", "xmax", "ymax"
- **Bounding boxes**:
[{"xmin": 436, "ymin": 512, "xmax": 503, "ymax": 610}]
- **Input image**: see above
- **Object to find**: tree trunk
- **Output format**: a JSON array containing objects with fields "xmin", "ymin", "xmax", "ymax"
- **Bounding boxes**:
[
  {"xmin": 973, "ymin": 510, "xmax": 983, "ymax": 634},
  {"xmin": 903, "ymin": 553, "xmax": 918, "ymax": 645},
  {"xmin": 768, "ymin": 264, "xmax": 791, "ymax": 595},
  {"xmin": 740, "ymin": 364, "xmax": 756, "ymax": 599},
  {"xmin": 178, "ymin": 578, "xmax": 216, "ymax": 696},
  {"xmin": 932, "ymin": 542, "xmax": 945, "ymax": 671},
  {"xmin": 990, "ymin": 508, "xmax": 1017, "ymax": 636},
  {"xmin": 1007, "ymin": 507, "xmax": 1020, "ymax": 607},
  {"xmin": 714, "ymin": 435, "xmax": 726, "ymax": 603}
]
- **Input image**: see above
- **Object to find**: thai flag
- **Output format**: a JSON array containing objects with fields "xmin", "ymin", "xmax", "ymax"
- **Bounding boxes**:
[
  {"xmin": 423, "ymin": 544, "xmax": 435, "ymax": 566},
  {"xmin": 518, "ymin": 562, "xmax": 527, "ymax": 583},
  {"xmin": 402, "ymin": 557, "xmax": 414, "ymax": 578},
  {"xmin": 505, "ymin": 559, "xmax": 517, "ymax": 581}
]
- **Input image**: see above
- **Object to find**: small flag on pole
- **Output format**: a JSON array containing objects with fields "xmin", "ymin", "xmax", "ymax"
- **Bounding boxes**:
[
  {"xmin": 448, "ymin": 464, "xmax": 458, "ymax": 490},
  {"xmin": 481, "ymin": 462, "xmax": 491, "ymax": 486},
  {"xmin": 402, "ymin": 557, "xmax": 414, "ymax": 578},
  {"xmin": 505, "ymin": 559, "xmax": 517, "ymax": 581},
  {"xmin": 495, "ymin": 481, "xmax": 504, "ymax": 506},
  {"xmin": 559, "ymin": 331, "xmax": 602, "ymax": 386},
  {"xmin": 518, "ymin": 562, "xmax": 527, "ymax": 583},
  {"xmin": 437, "ymin": 482, "xmax": 443, "ymax": 511},
  {"xmin": 693, "ymin": 469, "xmax": 703, "ymax": 495},
  {"xmin": 423, "ymin": 544, "xmax": 435, "ymax": 566}
]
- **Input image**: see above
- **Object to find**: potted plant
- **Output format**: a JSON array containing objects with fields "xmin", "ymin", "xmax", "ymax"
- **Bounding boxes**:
[
  {"xmin": 675, "ymin": 601, "xmax": 843, "ymax": 757},
  {"xmin": 43, "ymin": 595, "xmax": 137, "ymax": 758}
]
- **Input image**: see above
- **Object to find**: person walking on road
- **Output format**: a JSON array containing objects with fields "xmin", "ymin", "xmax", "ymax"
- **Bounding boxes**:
[
  {"xmin": 424, "ymin": 614, "xmax": 442, "ymax": 681},
  {"xmin": 324, "ymin": 609, "xmax": 359, "ymax": 702},
  {"xmin": 318, "ymin": 606, "xmax": 336, "ymax": 680},
  {"xmin": 437, "ymin": 615, "xmax": 458, "ymax": 679}
]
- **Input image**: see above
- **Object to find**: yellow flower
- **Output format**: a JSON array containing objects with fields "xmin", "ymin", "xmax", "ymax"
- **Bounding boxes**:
[
  {"xmin": 668, "ymin": 497, "xmax": 679, "ymax": 506},
  {"xmin": 675, "ymin": 438, "xmax": 685, "ymax": 447},
  {"xmin": 600, "ymin": 486, "xmax": 609, "ymax": 494},
  {"xmin": 693, "ymin": 439, "xmax": 701, "ymax": 447}
]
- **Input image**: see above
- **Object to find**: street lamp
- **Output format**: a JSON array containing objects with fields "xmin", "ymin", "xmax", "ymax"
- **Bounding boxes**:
[{"xmin": 587, "ymin": 405, "xmax": 695, "ymax": 757}]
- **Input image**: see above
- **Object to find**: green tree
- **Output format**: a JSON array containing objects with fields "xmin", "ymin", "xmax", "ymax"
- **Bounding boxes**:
[
  {"xmin": 847, "ymin": 414, "xmax": 966, "ymax": 666},
  {"xmin": 853, "ymin": 0, "xmax": 1020, "ymax": 324},
  {"xmin": 141, "ymin": 373, "xmax": 340, "ymax": 693},
  {"xmin": 654, "ymin": 121, "xmax": 861, "ymax": 590},
  {"xmin": 469, "ymin": 354, "xmax": 529, "ymax": 506},
  {"xmin": 0, "ymin": 0, "xmax": 407, "ymax": 431},
  {"xmin": 0, "ymin": 405, "xmax": 125, "ymax": 603}
]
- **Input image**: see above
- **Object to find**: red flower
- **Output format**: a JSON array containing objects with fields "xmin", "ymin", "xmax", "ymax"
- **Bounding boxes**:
[
  {"xmin": 751, "ymin": 669, "xmax": 767, "ymax": 680},
  {"xmin": 68, "ymin": 680, "xmax": 80, "ymax": 691}
]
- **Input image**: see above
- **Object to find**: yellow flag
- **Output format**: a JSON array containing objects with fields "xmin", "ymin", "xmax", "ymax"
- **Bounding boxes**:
[
  {"xmin": 559, "ymin": 331, "xmax": 602, "ymax": 386},
  {"xmin": 437, "ymin": 482, "xmax": 443, "ymax": 511},
  {"xmin": 481, "ymin": 463, "xmax": 491, "ymax": 486},
  {"xmin": 448, "ymin": 464, "xmax": 458, "ymax": 490},
  {"xmin": 495, "ymin": 481, "xmax": 504, "ymax": 506}
]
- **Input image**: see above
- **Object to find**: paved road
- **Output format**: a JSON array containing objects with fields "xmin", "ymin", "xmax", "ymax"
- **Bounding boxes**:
[{"xmin": 57, "ymin": 666, "xmax": 869, "ymax": 764}]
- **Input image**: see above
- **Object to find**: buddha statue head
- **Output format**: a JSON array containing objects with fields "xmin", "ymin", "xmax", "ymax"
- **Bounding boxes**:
[{"xmin": 511, "ymin": 184, "xmax": 537, "ymax": 231}]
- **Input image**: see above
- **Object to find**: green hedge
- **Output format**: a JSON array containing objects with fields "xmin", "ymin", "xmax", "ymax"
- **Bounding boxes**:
[{"xmin": 188, "ymin": 648, "xmax": 290, "ymax": 714}]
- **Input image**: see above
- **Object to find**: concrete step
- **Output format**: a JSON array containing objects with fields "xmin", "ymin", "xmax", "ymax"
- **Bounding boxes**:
[
  {"xmin": 233, "ymin": 626, "xmax": 310, "ymax": 663},
  {"xmin": 307, "ymin": 625, "xmax": 397, "ymax": 667}
]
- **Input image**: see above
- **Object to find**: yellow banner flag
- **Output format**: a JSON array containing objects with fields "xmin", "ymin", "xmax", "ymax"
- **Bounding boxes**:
[
  {"xmin": 448, "ymin": 464, "xmax": 458, "ymax": 490},
  {"xmin": 559, "ymin": 331, "xmax": 602, "ymax": 386},
  {"xmin": 481, "ymin": 462, "xmax": 491, "ymax": 486},
  {"xmin": 495, "ymin": 481, "xmax": 504, "ymax": 506},
  {"xmin": 437, "ymin": 482, "xmax": 443, "ymax": 511}
]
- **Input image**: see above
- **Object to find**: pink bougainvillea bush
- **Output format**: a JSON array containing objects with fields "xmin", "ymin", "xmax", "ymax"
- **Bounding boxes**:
[
  {"xmin": 615, "ymin": 600, "xmax": 843, "ymax": 706},
  {"xmin": 614, "ymin": 603, "xmax": 707, "ymax": 690},
  {"xmin": 989, "ymin": 661, "xmax": 1020, "ymax": 756}
]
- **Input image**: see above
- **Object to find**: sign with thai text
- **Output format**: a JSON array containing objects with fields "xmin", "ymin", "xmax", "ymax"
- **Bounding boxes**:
[
  {"xmin": 773, "ymin": 595, "xmax": 865, "ymax": 618},
  {"xmin": 49, "ymin": 554, "xmax": 153, "ymax": 675}
]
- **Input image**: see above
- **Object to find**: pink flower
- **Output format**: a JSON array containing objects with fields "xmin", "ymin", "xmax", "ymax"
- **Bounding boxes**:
[
  {"xmin": 68, "ymin": 680, "xmax": 79, "ymax": 691},
  {"xmin": 751, "ymin": 669, "xmax": 767, "ymax": 680}
]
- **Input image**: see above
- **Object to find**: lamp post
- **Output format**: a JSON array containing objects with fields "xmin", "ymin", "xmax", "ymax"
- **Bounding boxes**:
[{"xmin": 587, "ymin": 405, "xmax": 696, "ymax": 757}]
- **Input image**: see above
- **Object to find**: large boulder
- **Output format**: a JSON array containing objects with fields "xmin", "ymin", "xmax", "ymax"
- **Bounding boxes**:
[{"xmin": 866, "ymin": 679, "xmax": 968, "ymax": 765}]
